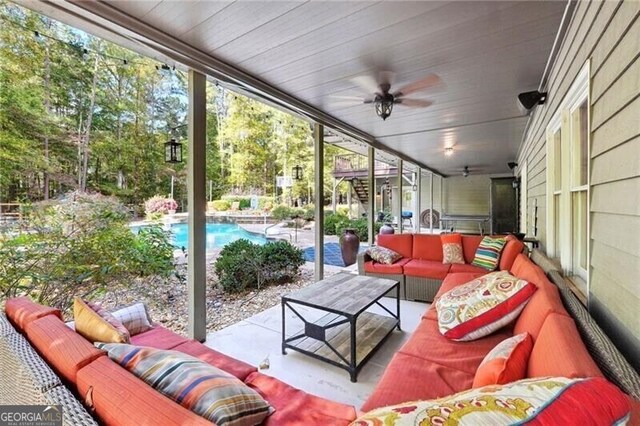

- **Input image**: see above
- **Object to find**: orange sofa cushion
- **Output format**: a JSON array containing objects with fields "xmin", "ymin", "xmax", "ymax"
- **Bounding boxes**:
[
  {"xmin": 244, "ymin": 372, "xmax": 357, "ymax": 426},
  {"xmin": 411, "ymin": 234, "xmax": 442, "ymax": 261},
  {"xmin": 172, "ymin": 340, "xmax": 257, "ymax": 381},
  {"xmin": 77, "ymin": 356, "xmax": 210, "ymax": 426},
  {"xmin": 25, "ymin": 315, "xmax": 104, "ymax": 385},
  {"xmin": 400, "ymin": 317, "xmax": 512, "ymax": 376},
  {"xmin": 403, "ymin": 259, "xmax": 450, "ymax": 279},
  {"xmin": 363, "ymin": 258, "xmax": 410, "ymax": 275},
  {"xmin": 5, "ymin": 297, "xmax": 62, "ymax": 332},
  {"xmin": 460, "ymin": 235, "xmax": 483, "ymax": 263},
  {"xmin": 510, "ymin": 253, "xmax": 548, "ymax": 286},
  {"xmin": 499, "ymin": 236, "xmax": 525, "ymax": 271},
  {"xmin": 472, "ymin": 332, "xmax": 533, "ymax": 388},
  {"xmin": 449, "ymin": 263, "xmax": 488, "ymax": 274},
  {"xmin": 377, "ymin": 234, "xmax": 413, "ymax": 259},
  {"xmin": 361, "ymin": 351, "xmax": 475, "ymax": 411},
  {"xmin": 130, "ymin": 325, "xmax": 188, "ymax": 350},
  {"xmin": 528, "ymin": 313, "xmax": 604, "ymax": 379},
  {"xmin": 513, "ymin": 281, "xmax": 567, "ymax": 340}
]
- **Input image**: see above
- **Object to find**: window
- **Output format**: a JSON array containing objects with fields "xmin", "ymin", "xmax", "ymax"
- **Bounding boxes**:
[{"xmin": 546, "ymin": 61, "xmax": 590, "ymax": 294}]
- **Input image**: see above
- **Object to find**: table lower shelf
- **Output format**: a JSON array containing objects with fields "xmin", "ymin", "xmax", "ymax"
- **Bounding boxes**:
[{"xmin": 285, "ymin": 311, "xmax": 398, "ymax": 367}]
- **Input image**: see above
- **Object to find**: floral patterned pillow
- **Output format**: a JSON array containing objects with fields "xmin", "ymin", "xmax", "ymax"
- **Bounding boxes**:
[
  {"xmin": 440, "ymin": 233, "xmax": 465, "ymax": 264},
  {"xmin": 366, "ymin": 246, "xmax": 403, "ymax": 265},
  {"xmin": 436, "ymin": 271, "xmax": 537, "ymax": 341},
  {"xmin": 351, "ymin": 377, "xmax": 631, "ymax": 426}
]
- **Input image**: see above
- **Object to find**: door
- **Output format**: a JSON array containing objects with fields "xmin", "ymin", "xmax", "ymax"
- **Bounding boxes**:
[{"xmin": 490, "ymin": 177, "xmax": 517, "ymax": 234}]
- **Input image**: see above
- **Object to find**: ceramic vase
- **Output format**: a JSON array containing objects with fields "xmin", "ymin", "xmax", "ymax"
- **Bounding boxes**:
[
  {"xmin": 340, "ymin": 228, "xmax": 360, "ymax": 267},
  {"xmin": 379, "ymin": 223, "xmax": 395, "ymax": 235}
]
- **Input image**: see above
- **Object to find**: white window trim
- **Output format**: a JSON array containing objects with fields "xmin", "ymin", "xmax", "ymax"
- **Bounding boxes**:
[
  {"xmin": 519, "ymin": 162, "xmax": 528, "ymax": 234},
  {"xmin": 545, "ymin": 60, "xmax": 590, "ymax": 293}
]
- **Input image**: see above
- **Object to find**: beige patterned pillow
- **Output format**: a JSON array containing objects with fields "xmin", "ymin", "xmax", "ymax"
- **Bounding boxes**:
[
  {"xmin": 441, "ymin": 233, "xmax": 465, "ymax": 264},
  {"xmin": 366, "ymin": 246, "xmax": 403, "ymax": 264}
]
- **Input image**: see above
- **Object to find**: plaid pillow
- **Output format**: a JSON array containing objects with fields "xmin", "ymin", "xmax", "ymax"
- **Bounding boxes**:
[
  {"xmin": 96, "ymin": 343, "xmax": 273, "ymax": 425},
  {"xmin": 111, "ymin": 303, "xmax": 153, "ymax": 335},
  {"xmin": 471, "ymin": 236, "xmax": 507, "ymax": 270},
  {"xmin": 366, "ymin": 246, "xmax": 403, "ymax": 264}
]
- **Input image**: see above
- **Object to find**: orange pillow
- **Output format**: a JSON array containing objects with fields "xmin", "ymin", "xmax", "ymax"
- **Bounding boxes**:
[
  {"xmin": 473, "ymin": 332, "xmax": 533, "ymax": 388},
  {"xmin": 74, "ymin": 298, "xmax": 130, "ymax": 343},
  {"xmin": 440, "ymin": 233, "xmax": 464, "ymax": 264}
]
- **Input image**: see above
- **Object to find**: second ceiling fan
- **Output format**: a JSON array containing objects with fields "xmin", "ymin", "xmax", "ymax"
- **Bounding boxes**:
[{"xmin": 330, "ymin": 71, "xmax": 441, "ymax": 120}]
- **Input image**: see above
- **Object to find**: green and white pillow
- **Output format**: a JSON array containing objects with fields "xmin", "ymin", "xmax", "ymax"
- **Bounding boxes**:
[{"xmin": 471, "ymin": 236, "xmax": 507, "ymax": 270}]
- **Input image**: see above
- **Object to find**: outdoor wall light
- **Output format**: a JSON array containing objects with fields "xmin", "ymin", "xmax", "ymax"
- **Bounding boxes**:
[
  {"xmin": 292, "ymin": 164, "xmax": 303, "ymax": 180},
  {"xmin": 518, "ymin": 90, "xmax": 547, "ymax": 110},
  {"xmin": 164, "ymin": 138, "xmax": 183, "ymax": 163},
  {"xmin": 444, "ymin": 147, "xmax": 454, "ymax": 157},
  {"xmin": 374, "ymin": 93, "xmax": 394, "ymax": 120}
]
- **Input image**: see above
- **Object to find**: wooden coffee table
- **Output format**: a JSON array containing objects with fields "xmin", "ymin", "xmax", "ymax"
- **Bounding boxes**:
[{"xmin": 281, "ymin": 273, "xmax": 400, "ymax": 382}]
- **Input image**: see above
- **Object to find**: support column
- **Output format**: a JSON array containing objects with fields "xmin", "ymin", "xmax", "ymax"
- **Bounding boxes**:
[
  {"xmin": 331, "ymin": 177, "xmax": 337, "ymax": 213},
  {"xmin": 346, "ymin": 182, "xmax": 353, "ymax": 218},
  {"xmin": 414, "ymin": 169, "xmax": 422, "ymax": 233},
  {"xmin": 187, "ymin": 70, "xmax": 207, "ymax": 342},
  {"xmin": 367, "ymin": 146, "xmax": 375, "ymax": 245},
  {"xmin": 397, "ymin": 159, "xmax": 403, "ymax": 233},
  {"xmin": 430, "ymin": 173, "xmax": 434, "ymax": 234},
  {"xmin": 314, "ymin": 124, "xmax": 324, "ymax": 282}
]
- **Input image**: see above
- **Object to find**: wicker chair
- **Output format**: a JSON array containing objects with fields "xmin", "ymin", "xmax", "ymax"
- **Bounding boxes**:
[{"xmin": 0, "ymin": 313, "xmax": 97, "ymax": 425}]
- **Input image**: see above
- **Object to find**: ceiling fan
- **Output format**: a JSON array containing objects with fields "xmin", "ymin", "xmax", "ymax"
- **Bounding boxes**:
[{"xmin": 329, "ymin": 71, "xmax": 441, "ymax": 120}]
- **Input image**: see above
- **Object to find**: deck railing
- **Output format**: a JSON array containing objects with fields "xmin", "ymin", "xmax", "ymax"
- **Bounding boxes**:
[{"xmin": 333, "ymin": 154, "xmax": 392, "ymax": 175}]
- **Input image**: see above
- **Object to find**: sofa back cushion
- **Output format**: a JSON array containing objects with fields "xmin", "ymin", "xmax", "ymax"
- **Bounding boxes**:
[
  {"xmin": 460, "ymin": 235, "xmax": 483, "ymax": 263},
  {"xmin": 5, "ymin": 297, "xmax": 62, "ymax": 333},
  {"xmin": 377, "ymin": 234, "xmax": 413, "ymax": 259},
  {"xmin": 77, "ymin": 356, "xmax": 210, "ymax": 426},
  {"xmin": 499, "ymin": 236, "xmax": 525, "ymax": 271},
  {"xmin": 528, "ymin": 313, "xmax": 603, "ymax": 379},
  {"xmin": 412, "ymin": 234, "xmax": 442, "ymax": 261},
  {"xmin": 25, "ymin": 315, "xmax": 104, "ymax": 385}
]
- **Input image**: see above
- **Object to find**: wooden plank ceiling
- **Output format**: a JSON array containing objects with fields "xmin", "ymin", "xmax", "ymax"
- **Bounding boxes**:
[{"xmin": 39, "ymin": 1, "xmax": 567, "ymax": 176}]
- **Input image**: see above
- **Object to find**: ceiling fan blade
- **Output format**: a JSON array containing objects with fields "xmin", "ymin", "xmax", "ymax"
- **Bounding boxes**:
[
  {"xmin": 395, "ymin": 98, "xmax": 433, "ymax": 108},
  {"xmin": 350, "ymin": 75, "xmax": 380, "ymax": 94},
  {"xmin": 394, "ymin": 74, "xmax": 441, "ymax": 97},
  {"xmin": 328, "ymin": 95, "xmax": 365, "ymax": 101}
]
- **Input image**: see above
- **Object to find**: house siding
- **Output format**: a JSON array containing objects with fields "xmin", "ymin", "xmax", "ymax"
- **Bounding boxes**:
[{"xmin": 518, "ymin": 0, "xmax": 640, "ymax": 369}]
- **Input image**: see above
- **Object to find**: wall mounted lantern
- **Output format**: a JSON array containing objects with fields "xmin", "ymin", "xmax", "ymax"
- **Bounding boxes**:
[
  {"xmin": 164, "ymin": 138, "xmax": 183, "ymax": 163},
  {"xmin": 292, "ymin": 164, "xmax": 303, "ymax": 180}
]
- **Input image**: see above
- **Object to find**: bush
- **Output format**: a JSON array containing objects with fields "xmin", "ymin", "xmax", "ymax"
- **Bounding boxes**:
[
  {"xmin": 301, "ymin": 204, "xmax": 315, "ymax": 221},
  {"xmin": 335, "ymin": 218, "xmax": 381, "ymax": 243},
  {"xmin": 211, "ymin": 200, "xmax": 231, "ymax": 211},
  {"xmin": 271, "ymin": 204, "xmax": 292, "ymax": 221},
  {"xmin": 214, "ymin": 239, "xmax": 304, "ymax": 293},
  {"xmin": 324, "ymin": 211, "xmax": 349, "ymax": 235},
  {"xmin": 144, "ymin": 195, "xmax": 177, "ymax": 218},
  {"xmin": 0, "ymin": 191, "xmax": 174, "ymax": 313},
  {"xmin": 220, "ymin": 195, "xmax": 275, "ymax": 210}
]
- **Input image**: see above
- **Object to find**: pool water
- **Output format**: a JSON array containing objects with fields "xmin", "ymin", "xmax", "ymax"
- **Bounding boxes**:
[{"xmin": 134, "ymin": 223, "xmax": 267, "ymax": 250}]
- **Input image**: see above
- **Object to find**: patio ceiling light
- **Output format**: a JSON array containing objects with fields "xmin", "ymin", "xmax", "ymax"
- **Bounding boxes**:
[
  {"xmin": 165, "ymin": 138, "xmax": 182, "ymax": 163},
  {"xmin": 444, "ymin": 147, "xmax": 454, "ymax": 157},
  {"xmin": 374, "ymin": 93, "xmax": 394, "ymax": 120}
]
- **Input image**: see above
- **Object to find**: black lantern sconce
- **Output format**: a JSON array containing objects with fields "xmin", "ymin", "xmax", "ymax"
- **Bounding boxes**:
[
  {"xmin": 164, "ymin": 138, "xmax": 183, "ymax": 163},
  {"xmin": 292, "ymin": 164, "xmax": 303, "ymax": 180},
  {"xmin": 374, "ymin": 93, "xmax": 394, "ymax": 121}
]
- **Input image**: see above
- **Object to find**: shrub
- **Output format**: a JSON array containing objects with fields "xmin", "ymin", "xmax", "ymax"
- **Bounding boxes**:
[
  {"xmin": 144, "ymin": 195, "xmax": 178, "ymax": 218},
  {"xmin": 270, "ymin": 204, "xmax": 292, "ymax": 221},
  {"xmin": 0, "ymin": 191, "xmax": 174, "ymax": 313},
  {"xmin": 324, "ymin": 211, "xmax": 349, "ymax": 235},
  {"xmin": 220, "ymin": 196, "xmax": 275, "ymax": 210},
  {"xmin": 214, "ymin": 239, "xmax": 304, "ymax": 293},
  {"xmin": 211, "ymin": 200, "xmax": 231, "ymax": 211},
  {"xmin": 301, "ymin": 204, "xmax": 315, "ymax": 221},
  {"xmin": 335, "ymin": 218, "xmax": 381, "ymax": 243}
]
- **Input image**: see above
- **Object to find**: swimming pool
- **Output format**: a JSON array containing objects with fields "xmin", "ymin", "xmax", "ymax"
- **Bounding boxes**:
[{"xmin": 133, "ymin": 223, "xmax": 267, "ymax": 250}]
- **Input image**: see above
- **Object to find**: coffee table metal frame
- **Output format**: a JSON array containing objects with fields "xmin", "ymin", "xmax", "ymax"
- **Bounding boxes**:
[{"xmin": 281, "ymin": 275, "xmax": 401, "ymax": 382}]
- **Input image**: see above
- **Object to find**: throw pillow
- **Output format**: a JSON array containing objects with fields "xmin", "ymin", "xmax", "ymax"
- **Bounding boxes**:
[
  {"xmin": 471, "ymin": 236, "xmax": 507, "ymax": 270},
  {"xmin": 366, "ymin": 246, "xmax": 402, "ymax": 265},
  {"xmin": 111, "ymin": 302, "xmax": 153, "ymax": 335},
  {"xmin": 436, "ymin": 271, "xmax": 537, "ymax": 341},
  {"xmin": 472, "ymin": 332, "xmax": 533, "ymax": 388},
  {"xmin": 351, "ymin": 376, "xmax": 630, "ymax": 426},
  {"xmin": 74, "ymin": 298, "xmax": 130, "ymax": 343},
  {"xmin": 96, "ymin": 343, "xmax": 273, "ymax": 426},
  {"xmin": 440, "ymin": 233, "xmax": 464, "ymax": 264}
]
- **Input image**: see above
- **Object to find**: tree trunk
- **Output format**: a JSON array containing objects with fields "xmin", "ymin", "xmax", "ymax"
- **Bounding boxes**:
[
  {"xmin": 43, "ymin": 43, "xmax": 51, "ymax": 200},
  {"xmin": 80, "ymin": 54, "xmax": 99, "ymax": 192}
]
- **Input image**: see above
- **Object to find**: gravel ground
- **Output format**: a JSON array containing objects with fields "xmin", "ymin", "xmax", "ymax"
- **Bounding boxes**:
[{"xmin": 99, "ymin": 259, "xmax": 337, "ymax": 336}]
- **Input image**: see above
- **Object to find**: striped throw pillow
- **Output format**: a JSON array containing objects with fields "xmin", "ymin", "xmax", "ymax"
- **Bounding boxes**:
[
  {"xmin": 96, "ymin": 343, "xmax": 273, "ymax": 425},
  {"xmin": 471, "ymin": 236, "xmax": 507, "ymax": 270}
]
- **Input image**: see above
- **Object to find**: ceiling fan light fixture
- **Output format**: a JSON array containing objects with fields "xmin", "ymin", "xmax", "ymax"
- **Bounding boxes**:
[
  {"xmin": 462, "ymin": 166, "xmax": 470, "ymax": 178},
  {"xmin": 374, "ymin": 93, "xmax": 394, "ymax": 120},
  {"xmin": 444, "ymin": 147, "xmax": 454, "ymax": 157}
]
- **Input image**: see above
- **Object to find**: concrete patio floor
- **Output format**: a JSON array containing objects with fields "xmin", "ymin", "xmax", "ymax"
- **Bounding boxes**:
[{"xmin": 204, "ymin": 296, "xmax": 429, "ymax": 408}]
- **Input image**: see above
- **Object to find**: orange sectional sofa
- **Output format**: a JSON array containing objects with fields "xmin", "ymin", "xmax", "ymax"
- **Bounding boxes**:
[
  {"xmin": 361, "ymin": 250, "xmax": 640, "ymax": 423},
  {"xmin": 4, "ymin": 297, "xmax": 358, "ymax": 426},
  {"xmin": 358, "ymin": 233, "xmax": 525, "ymax": 301}
]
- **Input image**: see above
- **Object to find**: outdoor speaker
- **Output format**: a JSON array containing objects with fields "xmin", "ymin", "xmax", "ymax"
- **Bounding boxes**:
[{"xmin": 518, "ymin": 91, "xmax": 547, "ymax": 110}]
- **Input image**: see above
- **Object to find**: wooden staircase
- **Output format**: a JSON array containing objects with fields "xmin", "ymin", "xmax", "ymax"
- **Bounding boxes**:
[{"xmin": 351, "ymin": 177, "xmax": 369, "ymax": 205}]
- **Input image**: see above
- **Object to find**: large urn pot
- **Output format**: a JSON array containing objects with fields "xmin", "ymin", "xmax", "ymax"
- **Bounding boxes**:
[
  {"xmin": 379, "ymin": 223, "xmax": 395, "ymax": 235},
  {"xmin": 340, "ymin": 228, "xmax": 360, "ymax": 267}
]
